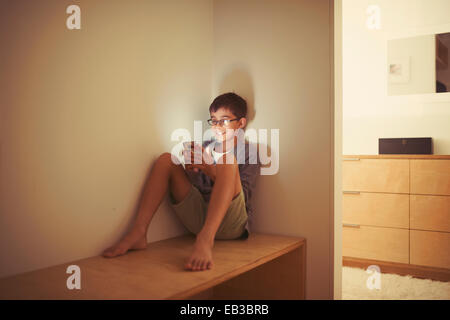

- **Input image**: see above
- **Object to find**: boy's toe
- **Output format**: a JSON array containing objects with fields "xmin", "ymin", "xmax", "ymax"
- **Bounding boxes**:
[
  {"xmin": 102, "ymin": 248, "xmax": 113, "ymax": 258},
  {"xmin": 185, "ymin": 258, "xmax": 194, "ymax": 270}
]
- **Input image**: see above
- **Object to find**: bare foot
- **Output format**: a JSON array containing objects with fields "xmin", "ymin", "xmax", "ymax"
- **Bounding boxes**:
[
  {"xmin": 102, "ymin": 231, "xmax": 147, "ymax": 258},
  {"xmin": 184, "ymin": 235, "xmax": 214, "ymax": 271}
]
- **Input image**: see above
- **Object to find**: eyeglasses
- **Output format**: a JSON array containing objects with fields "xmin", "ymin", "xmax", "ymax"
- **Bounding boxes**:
[{"xmin": 207, "ymin": 118, "xmax": 241, "ymax": 127}]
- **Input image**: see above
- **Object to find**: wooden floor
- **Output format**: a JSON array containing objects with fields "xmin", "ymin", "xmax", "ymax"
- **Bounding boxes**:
[
  {"xmin": 343, "ymin": 257, "xmax": 450, "ymax": 282},
  {"xmin": 0, "ymin": 233, "xmax": 306, "ymax": 300}
]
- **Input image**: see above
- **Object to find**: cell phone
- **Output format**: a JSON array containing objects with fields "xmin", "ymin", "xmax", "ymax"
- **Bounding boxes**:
[
  {"xmin": 182, "ymin": 141, "xmax": 203, "ymax": 167},
  {"xmin": 183, "ymin": 141, "xmax": 192, "ymax": 151},
  {"xmin": 182, "ymin": 141, "xmax": 199, "ymax": 165},
  {"xmin": 184, "ymin": 141, "xmax": 203, "ymax": 152}
]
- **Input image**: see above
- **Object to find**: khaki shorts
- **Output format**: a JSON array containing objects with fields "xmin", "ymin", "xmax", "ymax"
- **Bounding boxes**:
[{"xmin": 168, "ymin": 184, "xmax": 249, "ymax": 240}]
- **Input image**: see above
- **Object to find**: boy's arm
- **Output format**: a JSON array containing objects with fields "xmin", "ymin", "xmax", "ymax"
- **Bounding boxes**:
[{"xmin": 236, "ymin": 142, "xmax": 261, "ymax": 208}]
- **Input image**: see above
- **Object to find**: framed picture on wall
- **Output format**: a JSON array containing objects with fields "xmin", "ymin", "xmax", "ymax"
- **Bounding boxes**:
[{"xmin": 388, "ymin": 56, "xmax": 410, "ymax": 84}]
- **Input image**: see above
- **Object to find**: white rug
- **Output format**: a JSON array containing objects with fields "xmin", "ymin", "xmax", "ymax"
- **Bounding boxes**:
[{"xmin": 342, "ymin": 266, "xmax": 450, "ymax": 300}]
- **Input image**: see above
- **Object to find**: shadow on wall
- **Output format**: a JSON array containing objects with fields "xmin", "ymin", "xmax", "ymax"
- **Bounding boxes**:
[
  {"xmin": 216, "ymin": 68, "xmax": 289, "ymax": 234},
  {"xmin": 218, "ymin": 67, "xmax": 256, "ymax": 126}
]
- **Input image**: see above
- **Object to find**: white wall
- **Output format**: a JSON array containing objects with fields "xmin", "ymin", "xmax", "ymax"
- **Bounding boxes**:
[
  {"xmin": 343, "ymin": 0, "xmax": 450, "ymax": 155},
  {"xmin": 213, "ymin": 0, "xmax": 334, "ymax": 299},
  {"xmin": 0, "ymin": 0, "xmax": 213, "ymax": 278}
]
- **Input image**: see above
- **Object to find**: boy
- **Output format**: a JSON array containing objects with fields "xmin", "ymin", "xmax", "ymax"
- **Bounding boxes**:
[{"xmin": 102, "ymin": 92, "xmax": 261, "ymax": 271}]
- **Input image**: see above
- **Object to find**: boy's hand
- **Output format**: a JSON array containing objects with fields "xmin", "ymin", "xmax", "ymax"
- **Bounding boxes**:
[{"xmin": 184, "ymin": 143, "xmax": 216, "ymax": 181}]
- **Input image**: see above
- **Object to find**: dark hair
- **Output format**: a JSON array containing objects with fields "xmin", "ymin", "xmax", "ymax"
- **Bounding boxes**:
[{"xmin": 209, "ymin": 92, "xmax": 247, "ymax": 119}]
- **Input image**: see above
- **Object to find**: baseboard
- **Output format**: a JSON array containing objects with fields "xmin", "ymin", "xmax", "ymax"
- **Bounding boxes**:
[{"xmin": 343, "ymin": 257, "xmax": 450, "ymax": 282}]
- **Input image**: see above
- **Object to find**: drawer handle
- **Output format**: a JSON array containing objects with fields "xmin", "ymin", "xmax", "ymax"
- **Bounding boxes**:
[
  {"xmin": 343, "ymin": 223, "xmax": 360, "ymax": 228},
  {"xmin": 343, "ymin": 191, "xmax": 360, "ymax": 194},
  {"xmin": 343, "ymin": 158, "xmax": 360, "ymax": 161}
]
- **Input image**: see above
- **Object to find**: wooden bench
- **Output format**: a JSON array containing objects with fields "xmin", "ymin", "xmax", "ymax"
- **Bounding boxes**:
[{"xmin": 0, "ymin": 233, "xmax": 306, "ymax": 300}]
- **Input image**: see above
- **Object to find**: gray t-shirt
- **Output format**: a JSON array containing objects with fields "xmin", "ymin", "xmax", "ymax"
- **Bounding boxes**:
[{"xmin": 185, "ymin": 139, "xmax": 261, "ymax": 235}]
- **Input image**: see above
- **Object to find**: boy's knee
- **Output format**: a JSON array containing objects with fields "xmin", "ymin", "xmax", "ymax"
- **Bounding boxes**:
[{"xmin": 158, "ymin": 152, "xmax": 178, "ymax": 166}]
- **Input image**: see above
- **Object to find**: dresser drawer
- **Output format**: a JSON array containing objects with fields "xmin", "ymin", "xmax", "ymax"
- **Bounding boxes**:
[
  {"xmin": 343, "ymin": 192, "xmax": 409, "ymax": 228},
  {"xmin": 343, "ymin": 225, "xmax": 409, "ymax": 263},
  {"xmin": 410, "ymin": 159, "xmax": 450, "ymax": 196},
  {"xmin": 410, "ymin": 230, "xmax": 450, "ymax": 269},
  {"xmin": 343, "ymin": 159, "xmax": 409, "ymax": 193},
  {"xmin": 410, "ymin": 195, "xmax": 450, "ymax": 232}
]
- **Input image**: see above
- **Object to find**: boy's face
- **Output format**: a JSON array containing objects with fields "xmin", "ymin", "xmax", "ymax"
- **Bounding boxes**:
[{"xmin": 210, "ymin": 107, "xmax": 246, "ymax": 142}]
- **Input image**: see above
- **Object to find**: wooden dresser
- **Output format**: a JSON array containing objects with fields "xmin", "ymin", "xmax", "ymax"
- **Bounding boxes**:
[{"xmin": 342, "ymin": 154, "xmax": 450, "ymax": 281}]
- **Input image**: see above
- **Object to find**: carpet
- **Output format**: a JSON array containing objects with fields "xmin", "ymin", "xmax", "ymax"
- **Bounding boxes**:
[{"xmin": 342, "ymin": 266, "xmax": 450, "ymax": 300}]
